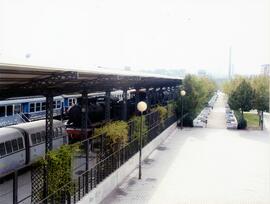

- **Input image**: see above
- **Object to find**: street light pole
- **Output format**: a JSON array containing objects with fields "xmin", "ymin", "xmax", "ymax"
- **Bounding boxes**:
[
  {"xmin": 137, "ymin": 101, "xmax": 147, "ymax": 180},
  {"xmin": 181, "ymin": 95, "xmax": 183, "ymax": 130},
  {"xmin": 139, "ymin": 111, "xmax": 143, "ymax": 179},
  {"xmin": 180, "ymin": 90, "xmax": 186, "ymax": 130}
]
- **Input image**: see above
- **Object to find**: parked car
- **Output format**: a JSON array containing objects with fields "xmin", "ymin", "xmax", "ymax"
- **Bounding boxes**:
[
  {"xmin": 193, "ymin": 119, "xmax": 206, "ymax": 128},
  {"xmin": 227, "ymin": 120, "xmax": 238, "ymax": 129}
]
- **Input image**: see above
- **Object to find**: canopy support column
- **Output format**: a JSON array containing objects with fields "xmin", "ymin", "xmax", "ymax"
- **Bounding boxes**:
[
  {"xmin": 105, "ymin": 90, "xmax": 111, "ymax": 122},
  {"xmin": 43, "ymin": 94, "xmax": 54, "ymax": 201},
  {"xmin": 81, "ymin": 90, "xmax": 89, "ymax": 192},
  {"xmin": 122, "ymin": 88, "xmax": 128, "ymax": 121},
  {"xmin": 145, "ymin": 87, "xmax": 150, "ymax": 112}
]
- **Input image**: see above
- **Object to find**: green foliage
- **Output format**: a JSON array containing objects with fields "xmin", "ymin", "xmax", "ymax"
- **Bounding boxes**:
[
  {"xmin": 224, "ymin": 75, "xmax": 269, "ymax": 115},
  {"xmin": 95, "ymin": 121, "xmax": 128, "ymax": 146},
  {"xmin": 176, "ymin": 75, "xmax": 217, "ymax": 126},
  {"xmin": 251, "ymin": 76, "xmax": 269, "ymax": 112},
  {"xmin": 167, "ymin": 101, "xmax": 176, "ymax": 117},
  {"xmin": 129, "ymin": 115, "xmax": 148, "ymax": 139},
  {"xmin": 222, "ymin": 76, "xmax": 245, "ymax": 95},
  {"xmin": 228, "ymin": 80, "xmax": 254, "ymax": 116},
  {"xmin": 38, "ymin": 144, "xmax": 79, "ymax": 196},
  {"xmin": 153, "ymin": 105, "xmax": 168, "ymax": 122}
]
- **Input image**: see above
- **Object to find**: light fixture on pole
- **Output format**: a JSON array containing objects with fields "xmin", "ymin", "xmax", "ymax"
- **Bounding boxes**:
[
  {"xmin": 137, "ymin": 101, "xmax": 147, "ymax": 180},
  {"xmin": 180, "ymin": 90, "xmax": 186, "ymax": 130}
]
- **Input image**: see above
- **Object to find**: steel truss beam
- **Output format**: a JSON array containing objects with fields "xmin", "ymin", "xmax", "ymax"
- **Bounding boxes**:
[{"xmin": 22, "ymin": 71, "xmax": 78, "ymax": 90}]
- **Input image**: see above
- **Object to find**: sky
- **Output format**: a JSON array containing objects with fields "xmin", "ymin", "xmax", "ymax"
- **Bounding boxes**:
[{"xmin": 0, "ymin": 0, "xmax": 269, "ymax": 77}]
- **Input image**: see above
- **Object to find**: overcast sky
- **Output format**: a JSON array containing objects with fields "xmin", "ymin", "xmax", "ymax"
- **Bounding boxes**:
[{"xmin": 0, "ymin": 0, "xmax": 269, "ymax": 77}]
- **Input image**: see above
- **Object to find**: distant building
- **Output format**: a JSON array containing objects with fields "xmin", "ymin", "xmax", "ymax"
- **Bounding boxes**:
[
  {"xmin": 197, "ymin": 69, "xmax": 207, "ymax": 77},
  {"xmin": 261, "ymin": 64, "xmax": 270, "ymax": 76}
]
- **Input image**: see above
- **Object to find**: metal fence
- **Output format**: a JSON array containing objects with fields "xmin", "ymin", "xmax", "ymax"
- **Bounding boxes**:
[
  {"xmin": 38, "ymin": 113, "xmax": 176, "ymax": 204},
  {"xmin": 0, "ymin": 110, "xmax": 176, "ymax": 204}
]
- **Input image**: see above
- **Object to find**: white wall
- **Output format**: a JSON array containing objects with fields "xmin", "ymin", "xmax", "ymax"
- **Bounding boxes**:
[{"xmin": 77, "ymin": 123, "xmax": 176, "ymax": 204}]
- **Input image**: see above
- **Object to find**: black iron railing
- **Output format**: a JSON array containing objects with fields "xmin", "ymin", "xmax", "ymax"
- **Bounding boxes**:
[
  {"xmin": 0, "ymin": 110, "xmax": 176, "ymax": 204},
  {"xmin": 38, "ymin": 113, "xmax": 176, "ymax": 204}
]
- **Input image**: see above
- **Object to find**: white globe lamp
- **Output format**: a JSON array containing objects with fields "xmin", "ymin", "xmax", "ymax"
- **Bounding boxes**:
[
  {"xmin": 180, "ymin": 90, "xmax": 186, "ymax": 96},
  {"xmin": 137, "ymin": 101, "xmax": 147, "ymax": 112}
]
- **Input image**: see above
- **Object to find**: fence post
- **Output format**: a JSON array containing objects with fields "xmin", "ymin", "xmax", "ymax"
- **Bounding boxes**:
[{"xmin": 13, "ymin": 171, "xmax": 18, "ymax": 204}]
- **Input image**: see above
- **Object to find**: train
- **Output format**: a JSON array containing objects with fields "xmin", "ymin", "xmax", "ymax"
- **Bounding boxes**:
[
  {"xmin": 0, "ymin": 88, "xmax": 174, "ymax": 176},
  {"xmin": 0, "ymin": 88, "xmax": 171, "ymax": 127},
  {"xmin": 0, "ymin": 90, "xmax": 140, "ymax": 127},
  {"xmin": 0, "ymin": 120, "xmax": 68, "ymax": 176}
]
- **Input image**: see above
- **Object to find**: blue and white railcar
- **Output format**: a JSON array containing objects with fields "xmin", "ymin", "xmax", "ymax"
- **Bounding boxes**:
[{"xmin": 0, "ymin": 96, "xmax": 64, "ymax": 127}]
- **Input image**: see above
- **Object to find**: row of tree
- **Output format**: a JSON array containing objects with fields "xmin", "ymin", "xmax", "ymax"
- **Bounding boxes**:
[
  {"xmin": 222, "ymin": 75, "xmax": 269, "ymax": 129},
  {"xmin": 176, "ymin": 74, "xmax": 217, "ymax": 126}
]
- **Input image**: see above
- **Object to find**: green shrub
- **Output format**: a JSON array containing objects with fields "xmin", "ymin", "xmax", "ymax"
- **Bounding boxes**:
[
  {"xmin": 95, "ymin": 121, "xmax": 128, "ymax": 146},
  {"xmin": 167, "ymin": 101, "xmax": 176, "ymax": 117},
  {"xmin": 38, "ymin": 144, "xmax": 79, "ymax": 196},
  {"xmin": 153, "ymin": 105, "xmax": 168, "ymax": 122}
]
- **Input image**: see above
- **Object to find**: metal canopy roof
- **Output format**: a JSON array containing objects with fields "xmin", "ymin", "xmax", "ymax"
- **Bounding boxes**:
[{"xmin": 0, "ymin": 63, "xmax": 181, "ymax": 99}]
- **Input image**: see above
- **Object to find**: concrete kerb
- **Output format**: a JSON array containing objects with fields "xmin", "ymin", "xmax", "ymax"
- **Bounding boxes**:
[{"xmin": 77, "ymin": 122, "xmax": 177, "ymax": 204}]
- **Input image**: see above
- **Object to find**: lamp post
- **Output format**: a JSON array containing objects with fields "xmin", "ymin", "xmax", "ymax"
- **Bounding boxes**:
[
  {"xmin": 180, "ymin": 90, "xmax": 186, "ymax": 130},
  {"xmin": 137, "ymin": 101, "xmax": 147, "ymax": 180}
]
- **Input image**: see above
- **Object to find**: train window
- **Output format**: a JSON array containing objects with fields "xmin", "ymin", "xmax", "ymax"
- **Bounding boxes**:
[
  {"xmin": 14, "ymin": 104, "xmax": 21, "ymax": 114},
  {"xmin": 17, "ymin": 138, "xmax": 24, "ymax": 149},
  {"xmin": 6, "ymin": 105, "xmax": 13, "ymax": 116},
  {"xmin": 0, "ymin": 143, "xmax": 6, "ymax": 156},
  {"xmin": 5, "ymin": 141, "xmax": 12, "ymax": 154},
  {"xmin": 30, "ymin": 103, "xmax": 35, "ymax": 112},
  {"xmin": 11, "ymin": 139, "xmax": 19, "ymax": 151},
  {"xmin": 57, "ymin": 100, "xmax": 61, "ymax": 108},
  {"xmin": 41, "ymin": 131, "xmax": 45, "ymax": 141},
  {"xmin": 36, "ymin": 103, "xmax": 41, "ymax": 112},
  {"xmin": 53, "ymin": 101, "xmax": 56, "ymax": 109},
  {"xmin": 0, "ymin": 106, "xmax": 5, "ymax": 117},
  {"xmin": 42, "ymin": 102, "xmax": 46, "ymax": 111},
  {"xmin": 31, "ymin": 134, "xmax": 37, "ymax": 144},
  {"xmin": 36, "ymin": 133, "xmax": 41, "ymax": 143}
]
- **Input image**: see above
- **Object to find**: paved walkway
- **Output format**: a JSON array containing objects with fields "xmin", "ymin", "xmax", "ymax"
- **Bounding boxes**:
[
  {"xmin": 101, "ymin": 94, "xmax": 270, "ymax": 204},
  {"xmin": 207, "ymin": 92, "xmax": 227, "ymax": 129}
]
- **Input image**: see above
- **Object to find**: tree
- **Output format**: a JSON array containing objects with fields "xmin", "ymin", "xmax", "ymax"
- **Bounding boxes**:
[
  {"xmin": 176, "ymin": 74, "xmax": 217, "ymax": 126},
  {"xmin": 251, "ymin": 76, "xmax": 269, "ymax": 129},
  {"xmin": 222, "ymin": 75, "xmax": 245, "ymax": 95},
  {"xmin": 228, "ymin": 80, "xmax": 254, "ymax": 117}
]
